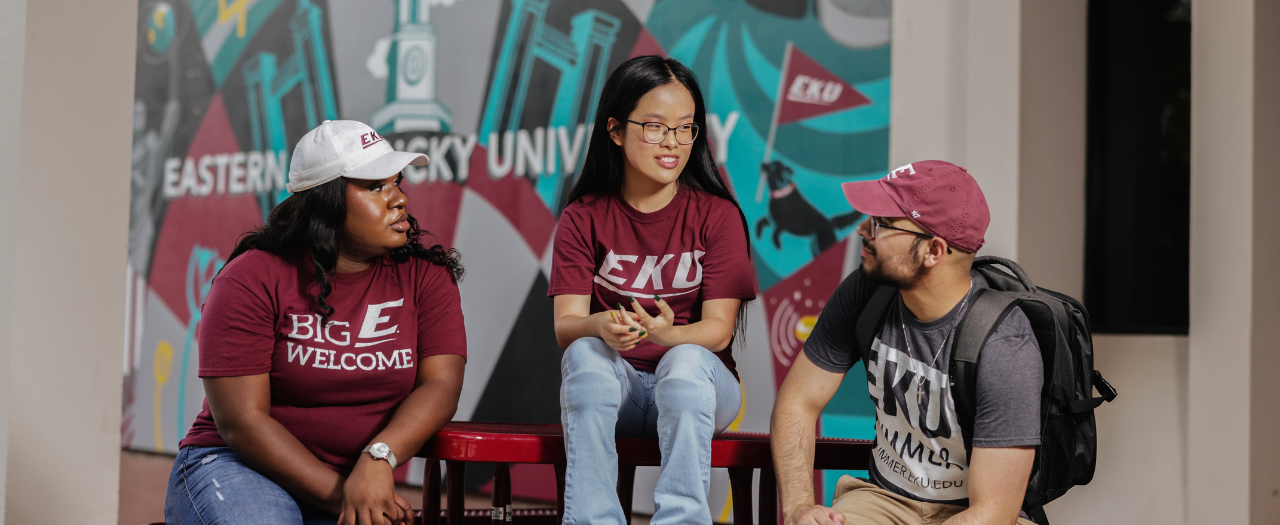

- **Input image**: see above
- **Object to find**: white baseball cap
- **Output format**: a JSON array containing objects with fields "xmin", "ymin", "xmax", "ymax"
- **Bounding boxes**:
[{"xmin": 286, "ymin": 120, "xmax": 428, "ymax": 193}]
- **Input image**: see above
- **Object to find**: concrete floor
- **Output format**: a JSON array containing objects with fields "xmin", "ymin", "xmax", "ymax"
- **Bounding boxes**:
[{"xmin": 118, "ymin": 450, "xmax": 651, "ymax": 525}]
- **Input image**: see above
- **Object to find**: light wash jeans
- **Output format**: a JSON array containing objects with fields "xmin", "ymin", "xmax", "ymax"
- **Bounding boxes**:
[
  {"xmin": 165, "ymin": 445, "xmax": 339, "ymax": 525},
  {"xmin": 560, "ymin": 337, "xmax": 742, "ymax": 525}
]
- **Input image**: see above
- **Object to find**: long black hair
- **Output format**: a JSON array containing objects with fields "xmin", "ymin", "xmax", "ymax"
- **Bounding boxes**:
[
  {"xmin": 565, "ymin": 55, "xmax": 754, "ymax": 349},
  {"xmin": 225, "ymin": 177, "xmax": 463, "ymax": 320}
]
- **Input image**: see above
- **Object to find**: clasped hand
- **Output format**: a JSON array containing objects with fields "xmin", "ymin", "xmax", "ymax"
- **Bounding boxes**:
[
  {"xmin": 336, "ymin": 454, "xmax": 413, "ymax": 525},
  {"xmin": 787, "ymin": 504, "xmax": 846, "ymax": 525},
  {"xmin": 595, "ymin": 296, "xmax": 676, "ymax": 351}
]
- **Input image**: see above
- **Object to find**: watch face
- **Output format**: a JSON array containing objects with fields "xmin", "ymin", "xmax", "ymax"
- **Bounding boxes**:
[{"xmin": 371, "ymin": 443, "xmax": 390, "ymax": 458}]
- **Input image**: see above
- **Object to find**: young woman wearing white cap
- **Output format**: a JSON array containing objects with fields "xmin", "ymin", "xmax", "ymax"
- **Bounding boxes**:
[
  {"xmin": 548, "ymin": 56, "xmax": 755, "ymax": 525},
  {"xmin": 164, "ymin": 120, "xmax": 466, "ymax": 525}
]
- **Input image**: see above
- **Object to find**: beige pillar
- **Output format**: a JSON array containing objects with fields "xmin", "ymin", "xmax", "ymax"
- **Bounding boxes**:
[
  {"xmin": 1188, "ymin": 1, "xmax": 1280, "ymax": 523},
  {"xmin": 0, "ymin": 0, "xmax": 28, "ymax": 515},
  {"xmin": 890, "ymin": 0, "xmax": 1023, "ymax": 258},
  {"xmin": 1250, "ymin": 1, "xmax": 1280, "ymax": 518},
  {"xmin": 891, "ymin": 3, "xmax": 1200, "ymax": 525},
  {"xmin": 891, "ymin": 0, "xmax": 1085, "ymax": 292},
  {"xmin": 1016, "ymin": 1, "xmax": 1086, "ymax": 297},
  {"xmin": 0, "ymin": 0, "xmax": 136, "ymax": 523}
]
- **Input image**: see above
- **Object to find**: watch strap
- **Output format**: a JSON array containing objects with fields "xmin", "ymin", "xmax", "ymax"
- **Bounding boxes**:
[{"xmin": 362, "ymin": 444, "xmax": 398, "ymax": 469}]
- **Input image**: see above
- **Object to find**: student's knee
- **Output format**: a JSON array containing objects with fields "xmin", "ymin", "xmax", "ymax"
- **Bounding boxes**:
[
  {"xmin": 655, "ymin": 344, "xmax": 717, "ymax": 382},
  {"xmin": 166, "ymin": 451, "xmax": 304, "ymax": 524},
  {"xmin": 561, "ymin": 338, "xmax": 622, "ymax": 412},
  {"xmin": 654, "ymin": 344, "xmax": 717, "ymax": 413},
  {"xmin": 561, "ymin": 337, "xmax": 616, "ymax": 375},
  {"xmin": 829, "ymin": 476, "xmax": 914, "ymax": 523}
]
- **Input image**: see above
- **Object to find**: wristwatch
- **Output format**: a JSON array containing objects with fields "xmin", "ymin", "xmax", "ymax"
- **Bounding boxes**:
[{"xmin": 362, "ymin": 442, "xmax": 398, "ymax": 469}]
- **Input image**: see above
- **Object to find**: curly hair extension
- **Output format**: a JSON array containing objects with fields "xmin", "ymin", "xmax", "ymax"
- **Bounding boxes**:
[{"xmin": 224, "ymin": 177, "xmax": 463, "ymax": 322}]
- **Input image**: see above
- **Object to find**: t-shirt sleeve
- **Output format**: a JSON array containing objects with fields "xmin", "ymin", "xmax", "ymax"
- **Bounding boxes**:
[
  {"xmin": 547, "ymin": 204, "xmax": 595, "ymax": 297},
  {"xmin": 416, "ymin": 263, "xmax": 468, "ymax": 362},
  {"xmin": 971, "ymin": 306, "xmax": 1043, "ymax": 448},
  {"xmin": 801, "ymin": 270, "xmax": 863, "ymax": 374},
  {"xmin": 698, "ymin": 200, "xmax": 756, "ymax": 301},
  {"xmin": 197, "ymin": 269, "xmax": 278, "ymax": 377}
]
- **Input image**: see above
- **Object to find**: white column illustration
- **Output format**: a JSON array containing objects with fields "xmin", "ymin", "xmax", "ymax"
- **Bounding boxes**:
[{"xmin": 371, "ymin": 0, "xmax": 454, "ymax": 133}]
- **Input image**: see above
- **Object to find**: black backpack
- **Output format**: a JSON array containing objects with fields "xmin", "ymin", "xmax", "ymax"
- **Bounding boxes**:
[{"xmin": 852, "ymin": 256, "xmax": 1118, "ymax": 524}]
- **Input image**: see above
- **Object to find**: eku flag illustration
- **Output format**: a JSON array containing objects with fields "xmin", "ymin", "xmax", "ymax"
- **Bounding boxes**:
[{"xmin": 776, "ymin": 43, "xmax": 871, "ymax": 124}]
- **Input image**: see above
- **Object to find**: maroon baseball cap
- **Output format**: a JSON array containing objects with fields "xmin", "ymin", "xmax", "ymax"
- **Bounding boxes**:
[{"xmin": 841, "ymin": 160, "xmax": 990, "ymax": 252}]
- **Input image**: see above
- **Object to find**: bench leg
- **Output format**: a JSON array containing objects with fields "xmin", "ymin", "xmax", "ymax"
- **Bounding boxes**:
[
  {"xmin": 423, "ymin": 460, "xmax": 441, "ymax": 525},
  {"xmin": 728, "ymin": 467, "xmax": 754, "ymax": 525},
  {"xmin": 618, "ymin": 464, "xmax": 636, "ymax": 523},
  {"xmin": 759, "ymin": 467, "xmax": 778, "ymax": 525},
  {"xmin": 554, "ymin": 463, "xmax": 566, "ymax": 521},
  {"xmin": 445, "ymin": 461, "xmax": 466, "ymax": 525},
  {"xmin": 503, "ymin": 463, "xmax": 514, "ymax": 523},
  {"xmin": 491, "ymin": 462, "xmax": 511, "ymax": 524}
]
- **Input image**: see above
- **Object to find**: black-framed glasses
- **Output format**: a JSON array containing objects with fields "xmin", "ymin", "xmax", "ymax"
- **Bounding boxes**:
[
  {"xmin": 869, "ymin": 219, "xmax": 934, "ymax": 240},
  {"xmin": 626, "ymin": 120, "xmax": 699, "ymax": 144},
  {"xmin": 868, "ymin": 218, "xmax": 953, "ymax": 253}
]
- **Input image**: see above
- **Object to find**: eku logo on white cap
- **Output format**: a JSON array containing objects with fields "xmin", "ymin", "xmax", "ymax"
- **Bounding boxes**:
[{"xmin": 360, "ymin": 131, "xmax": 386, "ymax": 149}]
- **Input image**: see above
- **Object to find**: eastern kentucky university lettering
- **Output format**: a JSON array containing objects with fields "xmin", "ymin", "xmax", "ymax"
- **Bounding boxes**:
[
  {"xmin": 284, "ymin": 299, "xmax": 412, "ymax": 371},
  {"xmin": 593, "ymin": 249, "xmax": 704, "ymax": 298},
  {"xmin": 866, "ymin": 337, "xmax": 970, "ymax": 501}
]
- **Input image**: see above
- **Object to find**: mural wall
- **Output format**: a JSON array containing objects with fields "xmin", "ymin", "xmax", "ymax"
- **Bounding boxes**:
[{"xmin": 124, "ymin": 0, "xmax": 890, "ymax": 520}]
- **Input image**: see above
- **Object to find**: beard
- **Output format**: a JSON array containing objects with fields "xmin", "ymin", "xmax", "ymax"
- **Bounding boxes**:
[{"xmin": 861, "ymin": 240, "xmax": 927, "ymax": 290}]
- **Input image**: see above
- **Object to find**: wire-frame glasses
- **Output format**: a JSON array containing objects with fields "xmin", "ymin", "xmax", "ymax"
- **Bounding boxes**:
[{"xmin": 625, "ymin": 120, "xmax": 699, "ymax": 144}]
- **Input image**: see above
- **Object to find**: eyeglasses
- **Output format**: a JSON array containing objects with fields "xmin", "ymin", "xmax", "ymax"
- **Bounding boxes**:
[
  {"xmin": 868, "ymin": 218, "xmax": 953, "ymax": 253},
  {"xmin": 625, "ymin": 120, "xmax": 699, "ymax": 145},
  {"xmin": 869, "ymin": 219, "xmax": 935, "ymax": 240}
]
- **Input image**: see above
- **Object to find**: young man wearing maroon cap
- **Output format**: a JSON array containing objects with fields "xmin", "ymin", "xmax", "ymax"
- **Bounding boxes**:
[{"xmin": 770, "ymin": 161, "xmax": 1042, "ymax": 525}]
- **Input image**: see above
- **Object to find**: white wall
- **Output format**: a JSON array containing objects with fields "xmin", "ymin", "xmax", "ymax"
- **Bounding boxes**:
[
  {"xmin": 890, "ymin": 1, "xmax": 1208, "ymax": 524},
  {"xmin": 891, "ymin": 0, "xmax": 1086, "ymax": 292},
  {"xmin": 1044, "ymin": 335, "xmax": 1188, "ymax": 524},
  {"xmin": 0, "ymin": 0, "xmax": 29, "ymax": 518},
  {"xmin": 1186, "ymin": 2, "xmax": 1254, "ymax": 522},
  {"xmin": 1187, "ymin": 1, "xmax": 1280, "ymax": 523},
  {"xmin": 0, "ymin": 0, "xmax": 136, "ymax": 523},
  {"xmin": 890, "ymin": 0, "xmax": 1022, "ymax": 259},
  {"xmin": 1016, "ymin": 0, "xmax": 1087, "ymax": 298}
]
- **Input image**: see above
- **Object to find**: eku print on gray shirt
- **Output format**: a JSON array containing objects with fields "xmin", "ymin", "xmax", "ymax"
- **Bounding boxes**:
[{"xmin": 804, "ymin": 270, "xmax": 1043, "ymax": 505}]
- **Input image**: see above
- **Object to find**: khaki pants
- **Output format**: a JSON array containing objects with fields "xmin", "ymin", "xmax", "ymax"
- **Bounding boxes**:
[{"xmin": 830, "ymin": 475, "xmax": 1036, "ymax": 525}]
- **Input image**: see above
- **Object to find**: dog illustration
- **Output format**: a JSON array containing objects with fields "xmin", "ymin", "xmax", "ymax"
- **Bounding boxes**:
[{"xmin": 755, "ymin": 160, "xmax": 863, "ymax": 257}]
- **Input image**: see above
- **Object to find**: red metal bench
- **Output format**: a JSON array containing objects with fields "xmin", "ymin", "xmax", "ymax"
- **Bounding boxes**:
[
  {"xmin": 146, "ymin": 422, "xmax": 871, "ymax": 525},
  {"xmin": 417, "ymin": 421, "xmax": 873, "ymax": 525}
]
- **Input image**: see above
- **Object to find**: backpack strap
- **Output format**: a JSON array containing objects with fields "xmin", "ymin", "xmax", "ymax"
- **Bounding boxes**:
[
  {"xmin": 1027, "ymin": 504, "xmax": 1050, "ymax": 524},
  {"xmin": 854, "ymin": 284, "xmax": 897, "ymax": 364},
  {"xmin": 950, "ymin": 288, "xmax": 1020, "ymax": 452},
  {"xmin": 1067, "ymin": 370, "xmax": 1119, "ymax": 413}
]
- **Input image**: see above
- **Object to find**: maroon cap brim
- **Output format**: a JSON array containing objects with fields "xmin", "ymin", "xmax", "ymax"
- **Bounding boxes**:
[{"xmin": 841, "ymin": 180, "xmax": 905, "ymax": 218}]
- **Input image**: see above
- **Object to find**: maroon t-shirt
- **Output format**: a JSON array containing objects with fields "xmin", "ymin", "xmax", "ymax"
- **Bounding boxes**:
[
  {"xmin": 180, "ymin": 249, "xmax": 467, "ymax": 473},
  {"xmin": 547, "ymin": 187, "xmax": 756, "ymax": 378}
]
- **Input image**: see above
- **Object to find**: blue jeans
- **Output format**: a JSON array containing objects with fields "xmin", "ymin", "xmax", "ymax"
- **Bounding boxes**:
[
  {"xmin": 560, "ymin": 338, "xmax": 742, "ymax": 525},
  {"xmin": 165, "ymin": 445, "xmax": 339, "ymax": 525}
]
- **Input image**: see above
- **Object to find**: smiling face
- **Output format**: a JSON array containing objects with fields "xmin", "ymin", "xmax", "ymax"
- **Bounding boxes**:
[
  {"xmin": 608, "ymin": 81, "xmax": 697, "ymax": 190},
  {"xmin": 339, "ymin": 173, "xmax": 410, "ymax": 263}
]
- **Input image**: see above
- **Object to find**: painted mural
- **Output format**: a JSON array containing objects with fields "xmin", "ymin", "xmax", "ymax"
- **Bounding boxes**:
[{"xmin": 124, "ymin": 0, "xmax": 891, "ymax": 520}]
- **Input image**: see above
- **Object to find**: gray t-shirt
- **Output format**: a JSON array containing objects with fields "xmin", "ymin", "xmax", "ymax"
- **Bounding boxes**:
[{"xmin": 804, "ymin": 270, "xmax": 1042, "ymax": 505}]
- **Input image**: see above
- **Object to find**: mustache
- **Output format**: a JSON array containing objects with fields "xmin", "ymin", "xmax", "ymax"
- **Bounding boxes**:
[{"xmin": 862, "ymin": 239, "xmax": 876, "ymax": 256}]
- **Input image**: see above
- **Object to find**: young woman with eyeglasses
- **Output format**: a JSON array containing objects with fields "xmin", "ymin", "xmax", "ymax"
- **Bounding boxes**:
[{"xmin": 547, "ymin": 56, "xmax": 755, "ymax": 525}]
